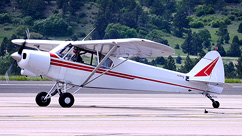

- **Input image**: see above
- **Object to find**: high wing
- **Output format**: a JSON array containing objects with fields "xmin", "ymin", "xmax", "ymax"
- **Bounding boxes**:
[
  {"xmin": 12, "ymin": 38, "xmax": 175, "ymax": 57},
  {"xmin": 12, "ymin": 39, "xmax": 65, "ymax": 51}
]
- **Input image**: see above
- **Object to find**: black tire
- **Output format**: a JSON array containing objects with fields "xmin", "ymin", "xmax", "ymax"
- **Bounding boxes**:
[
  {"xmin": 212, "ymin": 101, "xmax": 220, "ymax": 108},
  {"xmin": 36, "ymin": 92, "xmax": 51, "ymax": 107},
  {"xmin": 59, "ymin": 92, "xmax": 74, "ymax": 108}
]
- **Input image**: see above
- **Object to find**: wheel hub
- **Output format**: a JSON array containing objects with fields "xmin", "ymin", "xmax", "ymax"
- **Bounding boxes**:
[{"xmin": 64, "ymin": 97, "xmax": 71, "ymax": 104}]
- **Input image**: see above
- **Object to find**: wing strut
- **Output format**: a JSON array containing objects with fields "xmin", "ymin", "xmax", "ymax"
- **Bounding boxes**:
[
  {"xmin": 82, "ymin": 54, "xmax": 135, "ymax": 87},
  {"xmin": 80, "ymin": 43, "xmax": 119, "ymax": 87}
]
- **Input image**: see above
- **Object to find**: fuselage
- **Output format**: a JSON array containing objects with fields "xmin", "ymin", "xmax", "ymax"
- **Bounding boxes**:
[
  {"xmin": 13, "ymin": 47, "xmax": 223, "ymax": 95},
  {"xmin": 46, "ymin": 52, "xmax": 220, "ymax": 94}
]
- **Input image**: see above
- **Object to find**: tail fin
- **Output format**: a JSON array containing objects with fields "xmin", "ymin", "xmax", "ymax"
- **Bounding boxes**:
[{"xmin": 188, "ymin": 51, "xmax": 231, "ymax": 89}]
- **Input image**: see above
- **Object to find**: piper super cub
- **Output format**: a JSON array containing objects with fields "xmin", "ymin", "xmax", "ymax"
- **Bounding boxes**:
[{"xmin": 10, "ymin": 36, "xmax": 231, "ymax": 108}]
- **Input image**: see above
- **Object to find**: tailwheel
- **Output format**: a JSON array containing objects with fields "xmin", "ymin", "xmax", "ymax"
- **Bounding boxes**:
[
  {"xmin": 36, "ymin": 92, "xmax": 51, "ymax": 107},
  {"xmin": 59, "ymin": 92, "xmax": 74, "ymax": 108},
  {"xmin": 212, "ymin": 101, "xmax": 220, "ymax": 108},
  {"xmin": 206, "ymin": 93, "xmax": 220, "ymax": 108}
]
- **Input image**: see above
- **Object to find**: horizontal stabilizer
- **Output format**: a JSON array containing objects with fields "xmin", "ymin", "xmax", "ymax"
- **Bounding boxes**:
[{"xmin": 189, "ymin": 79, "xmax": 233, "ymax": 88}]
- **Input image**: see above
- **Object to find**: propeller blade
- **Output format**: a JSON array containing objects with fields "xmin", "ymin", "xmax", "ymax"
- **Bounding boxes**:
[
  {"xmin": 17, "ymin": 40, "xmax": 26, "ymax": 55},
  {"xmin": 17, "ymin": 28, "xmax": 30, "ymax": 55},
  {"xmin": 5, "ymin": 61, "xmax": 16, "ymax": 83},
  {"xmin": 26, "ymin": 28, "xmax": 30, "ymax": 39}
]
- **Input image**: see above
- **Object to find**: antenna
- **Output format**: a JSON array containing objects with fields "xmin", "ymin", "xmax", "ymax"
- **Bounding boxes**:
[{"xmin": 82, "ymin": 28, "xmax": 95, "ymax": 41}]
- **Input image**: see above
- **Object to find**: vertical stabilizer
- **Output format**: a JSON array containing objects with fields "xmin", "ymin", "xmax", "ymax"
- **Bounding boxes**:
[{"xmin": 188, "ymin": 51, "xmax": 225, "ymax": 84}]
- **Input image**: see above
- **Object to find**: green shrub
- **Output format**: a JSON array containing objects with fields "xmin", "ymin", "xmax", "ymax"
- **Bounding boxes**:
[
  {"xmin": 0, "ymin": 13, "xmax": 11, "ymax": 24},
  {"xmin": 225, "ymin": 79, "xmax": 241, "ymax": 83},
  {"xmin": 190, "ymin": 21, "xmax": 204, "ymax": 28},
  {"xmin": 211, "ymin": 20, "xmax": 220, "ymax": 28},
  {"xmin": 195, "ymin": 4, "xmax": 215, "ymax": 17},
  {"xmin": 33, "ymin": 14, "xmax": 72, "ymax": 36},
  {"xmin": 223, "ymin": 17, "xmax": 231, "ymax": 25}
]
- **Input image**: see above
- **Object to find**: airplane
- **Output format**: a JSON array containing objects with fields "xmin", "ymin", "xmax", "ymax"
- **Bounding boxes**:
[{"xmin": 10, "ymin": 36, "xmax": 232, "ymax": 108}]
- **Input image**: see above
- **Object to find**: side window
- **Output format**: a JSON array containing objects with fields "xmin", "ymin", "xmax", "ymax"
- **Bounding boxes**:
[
  {"xmin": 80, "ymin": 51, "xmax": 97, "ymax": 65},
  {"xmin": 101, "ymin": 58, "xmax": 113, "ymax": 69},
  {"xmin": 55, "ymin": 45, "xmax": 113, "ymax": 68}
]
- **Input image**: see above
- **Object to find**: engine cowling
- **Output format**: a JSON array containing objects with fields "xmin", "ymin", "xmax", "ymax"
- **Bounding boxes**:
[{"xmin": 17, "ymin": 50, "xmax": 50, "ymax": 76}]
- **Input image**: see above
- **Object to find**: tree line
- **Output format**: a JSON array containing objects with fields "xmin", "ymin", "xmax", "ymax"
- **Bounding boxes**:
[{"xmin": 0, "ymin": 0, "xmax": 242, "ymax": 78}]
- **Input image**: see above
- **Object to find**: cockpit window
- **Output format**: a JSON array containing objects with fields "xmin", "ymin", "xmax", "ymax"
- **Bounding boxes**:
[
  {"xmin": 56, "ymin": 44, "xmax": 73, "ymax": 58},
  {"xmin": 55, "ymin": 45, "xmax": 113, "ymax": 69}
]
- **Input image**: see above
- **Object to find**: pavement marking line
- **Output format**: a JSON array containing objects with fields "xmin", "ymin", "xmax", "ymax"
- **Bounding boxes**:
[
  {"xmin": 1, "ymin": 114, "xmax": 242, "ymax": 119},
  {"xmin": 0, "ymin": 84, "xmax": 53, "ymax": 86}
]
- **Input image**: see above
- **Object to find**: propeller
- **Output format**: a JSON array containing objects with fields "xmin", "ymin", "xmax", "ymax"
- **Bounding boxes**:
[
  {"xmin": 18, "ymin": 28, "xmax": 30, "ymax": 55},
  {"xmin": 5, "ymin": 28, "xmax": 30, "ymax": 82}
]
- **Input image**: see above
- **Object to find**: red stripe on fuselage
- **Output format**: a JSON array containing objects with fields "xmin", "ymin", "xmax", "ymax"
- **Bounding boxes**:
[
  {"xmin": 50, "ymin": 52, "xmax": 60, "ymax": 59},
  {"xmin": 50, "ymin": 59, "xmax": 135, "ymax": 80},
  {"xmin": 50, "ymin": 57, "xmax": 217, "ymax": 94}
]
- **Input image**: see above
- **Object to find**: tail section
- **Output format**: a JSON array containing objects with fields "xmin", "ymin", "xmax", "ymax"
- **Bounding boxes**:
[{"xmin": 188, "ymin": 51, "xmax": 231, "ymax": 93}]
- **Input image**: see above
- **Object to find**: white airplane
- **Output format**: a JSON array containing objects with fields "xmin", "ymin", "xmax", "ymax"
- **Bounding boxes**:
[{"xmin": 10, "ymin": 37, "xmax": 231, "ymax": 108}]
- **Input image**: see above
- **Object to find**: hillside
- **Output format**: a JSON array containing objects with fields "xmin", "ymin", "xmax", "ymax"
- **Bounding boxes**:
[{"xmin": 0, "ymin": 0, "xmax": 242, "ymax": 78}]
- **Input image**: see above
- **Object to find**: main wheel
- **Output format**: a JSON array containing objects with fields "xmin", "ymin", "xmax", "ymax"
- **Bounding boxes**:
[
  {"xmin": 59, "ymin": 92, "xmax": 74, "ymax": 108},
  {"xmin": 212, "ymin": 101, "xmax": 220, "ymax": 108},
  {"xmin": 36, "ymin": 92, "xmax": 51, "ymax": 107}
]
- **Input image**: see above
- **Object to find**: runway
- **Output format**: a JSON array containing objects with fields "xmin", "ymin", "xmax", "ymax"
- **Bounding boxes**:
[{"xmin": 0, "ymin": 81, "xmax": 242, "ymax": 135}]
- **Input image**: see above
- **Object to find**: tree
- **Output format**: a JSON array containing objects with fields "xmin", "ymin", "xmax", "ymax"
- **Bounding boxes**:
[
  {"xmin": 172, "ymin": 11, "xmax": 190, "ymax": 37},
  {"xmin": 236, "ymin": 55, "xmax": 242, "ymax": 78},
  {"xmin": 149, "ymin": 15, "xmax": 171, "ymax": 33},
  {"xmin": 19, "ymin": 0, "xmax": 45, "ymax": 19},
  {"xmin": 224, "ymin": 62, "xmax": 237, "ymax": 78},
  {"xmin": 104, "ymin": 23, "xmax": 137, "ymax": 39},
  {"xmin": 202, "ymin": 40, "xmax": 211, "ymax": 49},
  {"xmin": 224, "ymin": 33, "xmax": 230, "ymax": 44},
  {"xmin": 178, "ymin": 55, "xmax": 194, "ymax": 73},
  {"xmin": 216, "ymin": 44, "xmax": 226, "ymax": 56},
  {"xmin": 145, "ymin": 30, "xmax": 169, "ymax": 45},
  {"xmin": 176, "ymin": 56, "xmax": 182, "ymax": 64},
  {"xmin": 69, "ymin": 0, "xmax": 83, "ymax": 15},
  {"xmin": 181, "ymin": 31, "xmax": 203, "ymax": 55},
  {"xmin": 227, "ymin": 42, "xmax": 241, "ymax": 57},
  {"xmin": 238, "ymin": 22, "xmax": 242, "ymax": 33},
  {"xmin": 163, "ymin": 56, "xmax": 176, "ymax": 71},
  {"xmin": 0, "ymin": 37, "xmax": 8, "ymax": 56},
  {"xmin": 150, "ymin": 0, "xmax": 165, "ymax": 16},
  {"xmin": 216, "ymin": 24, "xmax": 229, "ymax": 44},
  {"xmin": 7, "ymin": 34, "xmax": 18, "ymax": 54},
  {"xmin": 94, "ymin": 0, "xmax": 138, "ymax": 39},
  {"xmin": 197, "ymin": 29, "xmax": 211, "ymax": 41},
  {"xmin": 33, "ymin": 14, "xmax": 72, "ymax": 36},
  {"xmin": 232, "ymin": 35, "xmax": 240, "ymax": 45},
  {"xmin": 155, "ymin": 56, "xmax": 165, "ymax": 65},
  {"xmin": 131, "ymin": 57, "xmax": 149, "ymax": 64},
  {"xmin": 0, "ymin": 13, "xmax": 11, "ymax": 24},
  {"xmin": 225, "ymin": 0, "xmax": 240, "ymax": 3},
  {"xmin": 181, "ymin": 30, "xmax": 192, "ymax": 54},
  {"xmin": 177, "ymin": 0, "xmax": 198, "ymax": 15}
]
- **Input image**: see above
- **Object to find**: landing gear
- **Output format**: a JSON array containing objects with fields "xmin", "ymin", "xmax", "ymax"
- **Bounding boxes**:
[
  {"xmin": 35, "ymin": 82, "xmax": 78, "ymax": 108},
  {"xmin": 206, "ymin": 93, "xmax": 220, "ymax": 108},
  {"xmin": 212, "ymin": 101, "xmax": 220, "ymax": 108},
  {"xmin": 35, "ymin": 92, "xmax": 51, "ymax": 107},
  {"xmin": 59, "ymin": 92, "xmax": 75, "ymax": 108}
]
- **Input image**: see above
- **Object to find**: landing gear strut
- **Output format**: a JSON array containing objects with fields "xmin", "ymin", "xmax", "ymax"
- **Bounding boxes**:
[
  {"xmin": 35, "ymin": 82, "xmax": 76, "ymax": 108},
  {"xmin": 206, "ymin": 93, "xmax": 220, "ymax": 108}
]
